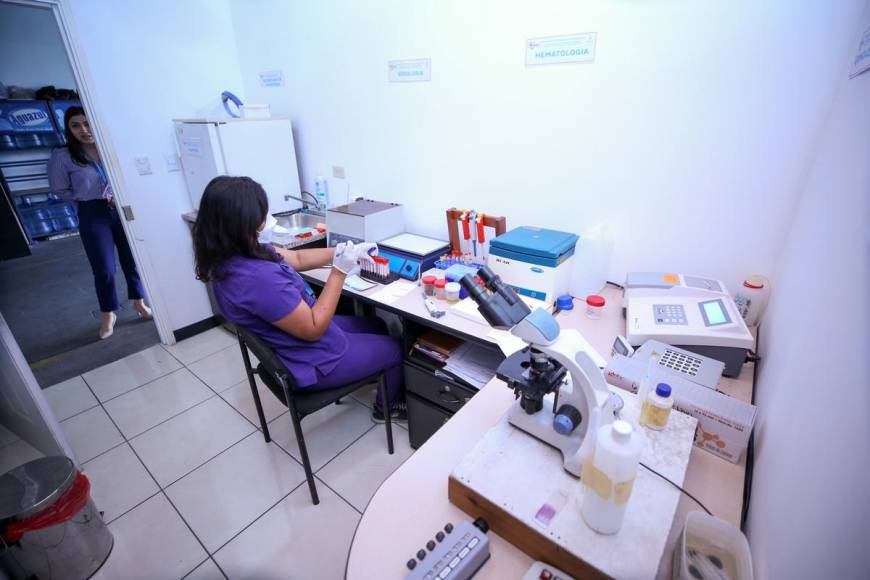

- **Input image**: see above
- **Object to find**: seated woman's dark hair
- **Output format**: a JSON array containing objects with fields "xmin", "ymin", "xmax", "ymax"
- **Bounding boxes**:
[{"xmin": 192, "ymin": 175, "xmax": 279, "ymax": 282}]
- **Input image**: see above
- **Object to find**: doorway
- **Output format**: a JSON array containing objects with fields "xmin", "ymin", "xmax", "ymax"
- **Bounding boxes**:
[{"xmin": 0, "ymin": 2, "xmax": 159, "ymax": 388}]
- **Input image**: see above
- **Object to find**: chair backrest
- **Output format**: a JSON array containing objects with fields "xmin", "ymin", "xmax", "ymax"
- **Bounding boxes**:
[{"xmin": 234, "ymin": 325, "xmax": 297, "ymax": 388}]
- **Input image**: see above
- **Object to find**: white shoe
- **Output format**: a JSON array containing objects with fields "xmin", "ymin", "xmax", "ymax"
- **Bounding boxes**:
[
  {"xmin": 133, "ymin": 300, "xmax": 153, "ymax": 320},
  {"xmin": 99, "ymin": 312, "xmax": 116, "ymax": 340}
]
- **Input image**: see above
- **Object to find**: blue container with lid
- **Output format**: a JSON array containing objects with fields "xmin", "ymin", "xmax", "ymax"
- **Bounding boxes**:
[{"xmin": 488, "ymin": 226, "xmax": 578, "ymax": 267}]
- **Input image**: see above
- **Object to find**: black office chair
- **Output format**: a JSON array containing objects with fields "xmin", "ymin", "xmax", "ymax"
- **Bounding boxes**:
[{"xmin": 235, "ymin": 326, "xmax": 394, "ymax": 505}]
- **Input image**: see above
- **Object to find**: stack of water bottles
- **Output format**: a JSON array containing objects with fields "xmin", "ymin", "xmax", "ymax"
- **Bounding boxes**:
[{"xmin": 16, "ymin": 193, "xmax": 78, "ymax": 239}]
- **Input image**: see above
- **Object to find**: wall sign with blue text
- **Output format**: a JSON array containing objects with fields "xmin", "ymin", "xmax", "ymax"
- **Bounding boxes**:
[
  {"xmin": 388, "ymin": 58, "xmax": 431, "ymax": 83},
  {"xmin": 258, "ymin": 69, "xmax": 285, "ymax": 88},
  {"xmin": 526, "ymin": 33, "xmax": 597, "ymax": 67}
]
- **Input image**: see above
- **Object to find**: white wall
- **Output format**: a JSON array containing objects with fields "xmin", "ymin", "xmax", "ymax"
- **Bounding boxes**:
[
  {"xmin": 0, "ymin": 3, "xmax": 76, "ymax": 89},
  {"xmin": 66, "ymin": 0, "xmax": 246, "ymax": 332},
  {"xmin": 229, "ymin": 0, "xmax": 862, "ymax": 294},
  {"xmin": 746, "ymin": 5, "xmax": 870, "ymax": 579}
]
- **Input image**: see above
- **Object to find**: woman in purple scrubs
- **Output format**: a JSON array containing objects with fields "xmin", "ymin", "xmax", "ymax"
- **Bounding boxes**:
[
  {"xmin": 192, "ymin": 176, "xmax": 405, "ymax": 421},
  {"xmin": 48, "ymin": 107, "xmax": 151, "ymax": 339}
]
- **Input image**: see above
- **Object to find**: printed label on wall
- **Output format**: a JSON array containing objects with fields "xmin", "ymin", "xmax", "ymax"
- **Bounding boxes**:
[
  {"xmin": 182, "ymin": 137, "xmax": 202, "ymax": 157},
  {"xmin": 388, "ymin": 58, "xmax": 431, "ymax": 82},
  {"xmin": 258, "ymin": 69, "xmax": 285, "ymax": 88},
  {"xmin": 850, "ymin": 26, "xmax": 870, "ymax": 79},
  {"xmin": 526, "ymin": 33, "xmax": 597, "ymax": 67}
]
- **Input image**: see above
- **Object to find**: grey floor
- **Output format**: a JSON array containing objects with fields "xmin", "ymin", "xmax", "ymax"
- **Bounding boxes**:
[{"xmin": 0, "ymin": 234, "xmax": 159, "ymax": 386}]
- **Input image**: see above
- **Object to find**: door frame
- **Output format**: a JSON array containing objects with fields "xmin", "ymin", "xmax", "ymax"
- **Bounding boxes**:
[{"xmin": 4, "ymin": 0, "xmax": 175, "ymax": 345}]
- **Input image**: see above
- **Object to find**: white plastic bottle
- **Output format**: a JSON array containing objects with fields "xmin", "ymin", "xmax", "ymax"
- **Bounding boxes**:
[
  {"xmin": 734, "ymin": 274, "xmax": 769, "ymax": 327},
  {"xmin": 640, "ymin": 382, "xmax": 674, "ymax": 431},
  {"xmin": 314, "ymin": 175, "xmax": 329, "ymax": 210},
  {"xmin": 581, "ymin": 420, "xmax": 644, "ymax": 534}
]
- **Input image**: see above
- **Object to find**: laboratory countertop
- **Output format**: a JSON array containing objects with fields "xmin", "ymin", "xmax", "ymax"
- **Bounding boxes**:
[{"xmin": 298, "ymin": 270, "xmax": 754, "ymax": 579}]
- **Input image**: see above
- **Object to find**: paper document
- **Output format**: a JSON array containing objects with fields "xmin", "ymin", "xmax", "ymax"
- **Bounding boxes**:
[
  {"xmin": 443, "ymin": 342, "xmax": 504, "ymax": 389},
  {"xmin": 369, "ymin": 279, "xmax": 417, "ymax": 305},
  {"xmin": 344, "ymin": 275, "xmax": 376, "ymax": 292},
  {"xmin": 451, "ymin": 295, "xmax": 552, "ymax": 326}
]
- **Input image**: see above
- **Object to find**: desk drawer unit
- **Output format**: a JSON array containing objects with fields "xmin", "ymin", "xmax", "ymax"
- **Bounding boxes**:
[{"xmin": 405, "ymin": 362, "xmax": 476, "ymax": 448}]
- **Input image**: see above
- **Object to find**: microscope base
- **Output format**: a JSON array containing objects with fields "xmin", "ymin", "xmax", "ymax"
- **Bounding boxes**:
[{"xmin": 506, "ymin": 393, "xmax": 602, "ymax": 477}]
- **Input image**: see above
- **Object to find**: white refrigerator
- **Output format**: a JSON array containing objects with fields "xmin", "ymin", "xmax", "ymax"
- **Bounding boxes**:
[{"xmin": 174, "ymin": 117, "xmax": 302, "ymax": 214}]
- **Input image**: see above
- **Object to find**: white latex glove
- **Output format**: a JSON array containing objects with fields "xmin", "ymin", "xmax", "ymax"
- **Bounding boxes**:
[
  {"xmin": 332, "ymin": 241, "xmax": 361, "ymax": 276},
  {"xmin": 356, "ymin": 242, "xmax": 379, "ymax": 266}
]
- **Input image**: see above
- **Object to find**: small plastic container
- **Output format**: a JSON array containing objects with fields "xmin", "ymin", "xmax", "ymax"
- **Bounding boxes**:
[
  {"xmin": 674, "ymin": 512, "xmax": 754, "ymax": 580},
  {"xmin": 421, "ymin": 275, "xmax": 437, "ymax": 297},
  {"xmin": 734, "ymin": 274, "xmax": 769, "ymax": 327},
  {"xmin": 555, "ymin": 295, "xmax": 574, "ymax": 312},
  {"xmin": 444, "ymin": 282, "xmax": 461, "ymax": 303},
  {"xmin": 640, "ymin": 383, "xmax": 674, "ymax": 430},
  {"xmin": 434, "ymin": 278, "xmax": 447, "ymax": 300},
  {"xmin": 581, "ymin": 420, "xmax": 644, "ymax": 534},
  {"xmin": 586, "ymin": 294, "xmax": 605, "ymax": 319}
]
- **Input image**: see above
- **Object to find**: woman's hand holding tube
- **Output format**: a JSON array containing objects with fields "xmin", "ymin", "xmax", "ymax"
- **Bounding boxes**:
[{"xmin": 332, "ymin": 241, "xmax": 362, "ymax": 275}]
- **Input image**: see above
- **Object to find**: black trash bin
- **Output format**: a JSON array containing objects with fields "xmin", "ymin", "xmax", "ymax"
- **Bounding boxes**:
[{"xmin": 0, "ymin": 456, "xmax": 113, "ymax": 579}]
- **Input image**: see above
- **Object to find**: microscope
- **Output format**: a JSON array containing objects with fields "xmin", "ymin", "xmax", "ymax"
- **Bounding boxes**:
[{"xmin": 460, "ymin": 266, "xmax": 614, "ymax": 477}]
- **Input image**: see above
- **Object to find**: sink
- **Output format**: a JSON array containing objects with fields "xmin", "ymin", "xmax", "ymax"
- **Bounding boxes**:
[
  {"xmin": 275, "ymin": 211, "xmax": 324, "ymax": 230},
  {"xmin": 271, "ymin": 210, "xmax": 326, "ymax": 248}
]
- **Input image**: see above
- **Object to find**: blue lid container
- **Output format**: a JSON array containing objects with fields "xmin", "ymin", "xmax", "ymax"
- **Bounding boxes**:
[
  {"xmin": 489, "ymin": 226, "xmax": 578, "ymax": 267},
  {"xmin": 655, "ymin": 383, "xmax": 672, "ymax": 398}
]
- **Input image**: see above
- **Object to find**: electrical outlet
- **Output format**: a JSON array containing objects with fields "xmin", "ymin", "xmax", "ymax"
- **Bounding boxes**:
[
  {"xmin": 134, "ymin": 156, "xmax": 152, "ymax": 175},
  {"xmin": 332, "ymin": 165, "xmax": 346, "ymax": 179}
]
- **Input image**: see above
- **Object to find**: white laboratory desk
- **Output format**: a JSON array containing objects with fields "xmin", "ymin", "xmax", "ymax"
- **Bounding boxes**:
[{"xmin": 298, "ymin": 270, "xmax": 754, "ymax": 579}]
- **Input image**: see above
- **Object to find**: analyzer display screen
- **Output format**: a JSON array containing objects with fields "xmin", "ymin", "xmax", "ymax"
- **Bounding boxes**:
[{"xmin": 699, "ymin": 299, "xmax": 731, "ymax": 327}]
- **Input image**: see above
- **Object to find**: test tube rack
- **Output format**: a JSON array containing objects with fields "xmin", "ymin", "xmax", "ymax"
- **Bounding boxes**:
[{"xmin": 359, "ymin": 255, "xmax": 401, "ymax": 285}]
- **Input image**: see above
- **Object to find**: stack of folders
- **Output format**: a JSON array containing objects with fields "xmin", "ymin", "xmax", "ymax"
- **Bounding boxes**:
[
  {"xmin": 411, "ymin": 330, "xmax": 463, "ymax": 365},
  {"xmin": 411, "ymin": 330, "xmax": 504, "ymax": 389}
]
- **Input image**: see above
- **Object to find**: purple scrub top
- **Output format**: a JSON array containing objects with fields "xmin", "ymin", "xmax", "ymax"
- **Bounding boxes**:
[{"xmin": 211, "ymin": 252, "xmax": 347, "ymax": 387}]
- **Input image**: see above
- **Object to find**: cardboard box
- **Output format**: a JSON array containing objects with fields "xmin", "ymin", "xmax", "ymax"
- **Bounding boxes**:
[{"xmin": 605, "ymin": 355, "xmax": 756, "ymax": 463}]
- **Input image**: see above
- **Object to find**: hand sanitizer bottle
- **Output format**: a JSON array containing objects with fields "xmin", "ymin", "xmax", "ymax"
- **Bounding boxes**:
[{"xmin": 314, "ymin": 175, "xmax": 329, "ymax": 210}]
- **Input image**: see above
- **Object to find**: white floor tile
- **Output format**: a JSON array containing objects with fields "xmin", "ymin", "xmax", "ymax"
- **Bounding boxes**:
[
  {"xmin": 184, "ymin": 558, "xmax": 225, "ymax": 580},
  {"xmin": 0, "ymin": 439, "xmax": 43, "ymax": 473},
  {"xmin": 317, "ymin": 423, "xmax": 414, "ymax": 511},
  {"xmin": 214, "ymin": 483, "xmax": 359, "ymax": 580},
  {"xmin": 104, "ymin": 368, "xmax": 214, "ymax": 438},
  {"xmin": 221, "ymin": 378, "xmax": 286, "ymax": 427},
  {"xmin": 166, "ymin": 433, "xmax": 306, "ymax": 552},
  {"xmin": 130, "ymin": 397, "xmax": 254, "ymax": 486},
  {"xmin": 162, "ymin": 327, "xmax": 237, "ymax": 365},
  {"xmin": 83, "ymin": 443, "xmax": 159, "ymax": 523},
  {"xmin": 84, "ymin": 345, "xmax": 182, "ymax": 402},
  {"xmin": 187, "ymin": 346, "xmax": 253, "ymax": 393},
  {"xmin": 92, "ymin": 493, "xmax": 206, "ymax": 580},
  {"xmin": 268, "ymin": 399, "xmax": 374, "ymax": 472},
  {"xmin": 61, "ymin": 406, "xmax": 124, "ymax": 463},
  {"xmin": 42, "ymin": 376, "xmax": 98, "ymax": 421}
]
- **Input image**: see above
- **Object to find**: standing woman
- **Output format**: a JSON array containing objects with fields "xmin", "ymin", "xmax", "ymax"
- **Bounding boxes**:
[{"xmin": 48, "ymin": 107, "xmax": 151, "ymax": 339}]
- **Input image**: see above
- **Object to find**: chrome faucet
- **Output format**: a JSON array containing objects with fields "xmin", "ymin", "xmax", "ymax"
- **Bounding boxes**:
[{"xmin": 284, "ymin": 190, "xmax": 322, "ymax": 212}]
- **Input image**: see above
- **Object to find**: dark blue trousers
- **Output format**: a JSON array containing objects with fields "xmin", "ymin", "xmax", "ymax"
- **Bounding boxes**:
[{"xmin": 76, "ymin": 200, "xmax": 145, "ymax": 313}]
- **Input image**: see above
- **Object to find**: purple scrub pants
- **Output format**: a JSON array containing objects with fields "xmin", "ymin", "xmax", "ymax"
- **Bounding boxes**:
[
  {"xmin": 77, "ymin": 200, "xmax": 145, "ymax": 313},
  {"xmin": 309, "ymin": 315, "xmax": 404, "ymax": 407}
]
